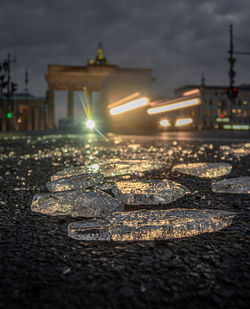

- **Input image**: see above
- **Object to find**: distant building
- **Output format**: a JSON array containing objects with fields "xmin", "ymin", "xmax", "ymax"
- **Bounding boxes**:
[
  {"xmin": 1, "ymin": 93, "xmax": 47, "ymax": 131},
  {"xmin": 174, "ymin": 83, "xmax": 250, "ymax": 130}
]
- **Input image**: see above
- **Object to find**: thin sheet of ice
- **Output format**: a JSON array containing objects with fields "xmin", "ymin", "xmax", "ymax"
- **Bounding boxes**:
[
  {"xmin": 31, "ymin": 189, "xmax": 124, "ymax": 217},
  {"xmin": 51, "ymin": 159, "xmax": 164, "ymax": 181},
  {"xmin": 100, "ymin": 159, "xmax": 164, "ymax": 177},
  {"xmin": 220, "ymin": 144, "xmax": 250, "ymax": 158},
  {"xmin": 172, "ymin": 163, "xmax": 232, "ymax": 178},
  {"xmin": 112, "ymin": 179, "xmax": 189, "ymax": 205},
  {"xmin": 212, "ymin": 176, "xmax": 250, "ymax": 194},
  {"xmin": 68, "ymin": 208, "xmax": 235, "ymax": 241},
  {"xmin": 51, "ymin": 165, "xmax": 100, "ymax": 181},
  {"xmin": 47, "ymin": 173, "xmax": 104, "ymax": 192}
]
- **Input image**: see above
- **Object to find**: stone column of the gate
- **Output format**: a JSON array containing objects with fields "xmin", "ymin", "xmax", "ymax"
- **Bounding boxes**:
[
  {"xmin": 45, "ymin": 64, "xmax": 118, "ymax": 129},
  {"xmin": 47, "ymin": 89, "xmax": 55, "ymax": 129},
  {"xmin": 67, "ymin": 88, "xmax": 74, "ymax": 127}
]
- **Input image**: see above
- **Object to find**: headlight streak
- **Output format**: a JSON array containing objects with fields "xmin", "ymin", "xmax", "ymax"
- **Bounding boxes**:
[
  {"xmin": 110, "ymin": 97, "xmax": 149, "ymax": 115},
  {"xmin": 147, "ymin": 98, "xmax": 200, "ymax": 115},
  {"xmin": 175, "ymin": 118, "xmax": 193, "ymax": 127}
]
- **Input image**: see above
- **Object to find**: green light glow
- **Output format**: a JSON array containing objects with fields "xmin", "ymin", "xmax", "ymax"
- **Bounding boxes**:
[
  {"xmin": 7, "ymin": 113, "xmax": 12, "ymax": 119},
  {"xmin": 223, "ymin": 124, "xmax": 249, "ymax": 130},
  {"xmin": 216, "ymin": 117, "xmax": 230, "ymax": 123}
]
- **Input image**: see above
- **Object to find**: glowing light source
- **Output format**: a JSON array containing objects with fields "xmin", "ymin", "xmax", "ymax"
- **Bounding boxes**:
[
  {"xmin": 160, "ymin": 119, "xmax": 170, "ymax": 127},
  {"xmin": 147, "ymin": 98, "xmax": 200, "ymax": 115},
  {"xmin": 86, "ymin": 119, "xmax": 95, "ymax": 129},
  {"xmin": 7, "ymin": 112, "xmax": 12, "ymax": 119},
  {"xmin": 175, "ymin": 118, "xmax": 193, "ymax": 127},
  {"xmin": 182, "ymin": 89, "xmax": 200, "ymax": 96},
  {"xmin": 223, "ymin": 124, "xmax": 250, "ymax": 130},
  {"xmin": 110, "ymin": 97, "xmax": 149, "ymax": 115}
]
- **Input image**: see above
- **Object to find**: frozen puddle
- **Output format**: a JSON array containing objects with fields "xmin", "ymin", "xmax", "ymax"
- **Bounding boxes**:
[
  {"xmin": 212, "ymin": 176, "xmax": 250, "ymax": 194},
  {"xmin": 172, "ymin": 163, "xmax": 232, "ymax": 178},
  {"xmin": 68, "ymin": 208, "xmax": 235, "ymax": 241},
  {"xmin": 112, "ymin": 179, "xmax": 189, "ymax": 205},
  {"xmin": 31, "ymin": 189, "xmax": 124, "ymax": 217},
  {"xmin": 47, "ymin": 173, "xmax": 103, "ymax": 192}
]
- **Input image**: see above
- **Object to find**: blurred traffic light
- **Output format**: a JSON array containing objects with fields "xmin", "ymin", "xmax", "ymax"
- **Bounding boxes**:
[
  {"xmin": 225, "ymin": 87, "xmax": 238, "ymax": 99},
  {"xmin": 7, "ymin": 112, "xmax": 12, "ymax": 118}
]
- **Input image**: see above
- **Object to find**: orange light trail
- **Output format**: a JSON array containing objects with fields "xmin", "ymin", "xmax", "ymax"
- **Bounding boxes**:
[
  {"xmin": 110, "ymin": 97, "xmax": 149, "ymax": 115},
  {"xmin": 108, "ymin": 92, "xmax": 141, "ymax": 109},
  {"xmin": 147, "ymin": 98, "xmax": 200, "ymax": 115},
  {"xmin": 182, "ymin": 89, "xmax": 200, "ymax": 96}
]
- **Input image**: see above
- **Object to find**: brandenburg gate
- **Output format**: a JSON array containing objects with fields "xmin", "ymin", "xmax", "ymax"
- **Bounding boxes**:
[{"xmin": 45, "ymin": 44, "xmax": 154, "ymax": 128}]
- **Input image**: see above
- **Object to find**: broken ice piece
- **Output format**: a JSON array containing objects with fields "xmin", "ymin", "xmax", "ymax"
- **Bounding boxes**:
[
  {"xmin": 230, "ymin": 148, "xmax": 250, "ymax": 157},
  {"xmin": 212, "ymin": 176, "xmax": 250, "ymax": 194},
  {"xmin": 51, "ymin": 160, "xmax": 163, "ymax": 180},
  {"xmin": 51, "ymin": 165, "xmax": 100, "ymax": 181},
  {"xmin": 31, "ymin": 189, "xmax": 124, "ymax": 217},
  {"xmin": 68, "ymin": 208, "xmax": 235, "ymax": 241},
  {"xmin": 111, "ymin": 179, "xmax": 189, "ymax": 205},
  {"xmin": 86, "ymin": 159, "xmax": 163, "ymax": 178},
  {"xmin": 47, "ymin": 173, "xmax": 103, "ymax": 192},
  {"xmin": 172, "ymin": 163, "xmax": 232, "ymax": 178},
  {"xmin": 94, "ymin": 179, "xmax": 117, "ymax": 191}
]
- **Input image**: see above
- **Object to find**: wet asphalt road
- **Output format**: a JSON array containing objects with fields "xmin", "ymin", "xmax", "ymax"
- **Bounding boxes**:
[{"xmin": 0, "ymin": 131, "xmax": 250, "ymax": 309}]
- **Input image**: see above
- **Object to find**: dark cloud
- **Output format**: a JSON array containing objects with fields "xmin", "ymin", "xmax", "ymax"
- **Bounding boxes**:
[{"xmin": 1, "ymin": 0, "xmax": 250, "ymax": 121}]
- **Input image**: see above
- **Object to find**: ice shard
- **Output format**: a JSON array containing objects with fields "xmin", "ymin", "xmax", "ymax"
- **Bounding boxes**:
[
  {"xmin": 51, "ymin": 165, "xmax": 100, "ymax": 181},
  {"xmin": 31, "ymin": 189, "xmax": 124, "ymax": 217},
  {"xmin": 212, "ymin": 176, "xmax": 250, "ymax": 194},
  {"xmin": 112, "ymin": 179, "xmax": 189, "ymax": 205},
  {"xmin": 100, "ymin": 159, "xmax": 163, "ymax": 177},
  {"xmin": 172, "ymin": 163, "xmax": 232, "ymax": 178},
  {"xmin": 68, "ymin": 209, "xmax": 235, "ymax": 241},
  {"xmin": 230, "ymin": 148, "xmax": 250, "ymax": 157},
  {"xmin": 47, "ymin": 173, "xmax": 104, "ymax": 192},
  {"xmin": 51, "ymin": 159, "xmax": 163, "ymax": 181}
]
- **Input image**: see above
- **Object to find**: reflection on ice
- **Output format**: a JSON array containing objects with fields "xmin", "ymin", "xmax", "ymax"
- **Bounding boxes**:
[
  {"xmin": 172, "ymin": 163, "xmax": 232, "ymax": 178},
  {"xmin": 51, "ymin": 159, "xmax": 163, "ymax": 180},
  {"xmin": 31, "ymin": 189, "xmax": 123, "ymax": 217},
  {"xmin": 112, "ymin": 179, "xmax": 189, "ymax": 205},
  {"xmin": 220, "ymin": 143, "xmax": 250, "ymax": 158},
  {"xmin": 47, "ymin": 173, "xmax": 103, "ymax": 192},
  {"xmin": 51, "ymin": 165, "xmax": 100, "ymax": 181},
  {"xmin": 212, "ymin": 176, "xmax": 250, "ymax": 194},
  {"xmin": 100, "ymin": 159, "xmax": 163, "ymax": 177},
  {"xmin": 68, "ymin": 208, "xmax": 235, "ymax": 241}
]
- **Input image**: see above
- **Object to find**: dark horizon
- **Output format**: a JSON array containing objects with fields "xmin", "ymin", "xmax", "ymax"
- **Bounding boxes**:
[{"xmin": 1, "ymin": 0, "xmax": 250, "ymax": 123}]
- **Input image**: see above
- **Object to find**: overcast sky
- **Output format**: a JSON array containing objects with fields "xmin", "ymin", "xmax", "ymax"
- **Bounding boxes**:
[{"xmin": 1, "ymin": 0, "xmax": 250, "ymax": 123}]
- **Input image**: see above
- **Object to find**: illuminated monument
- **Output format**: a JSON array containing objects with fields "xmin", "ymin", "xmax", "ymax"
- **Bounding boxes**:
[{"xmin": 45, "ymin": 43, "xmax": 154, "ymax": 129}]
